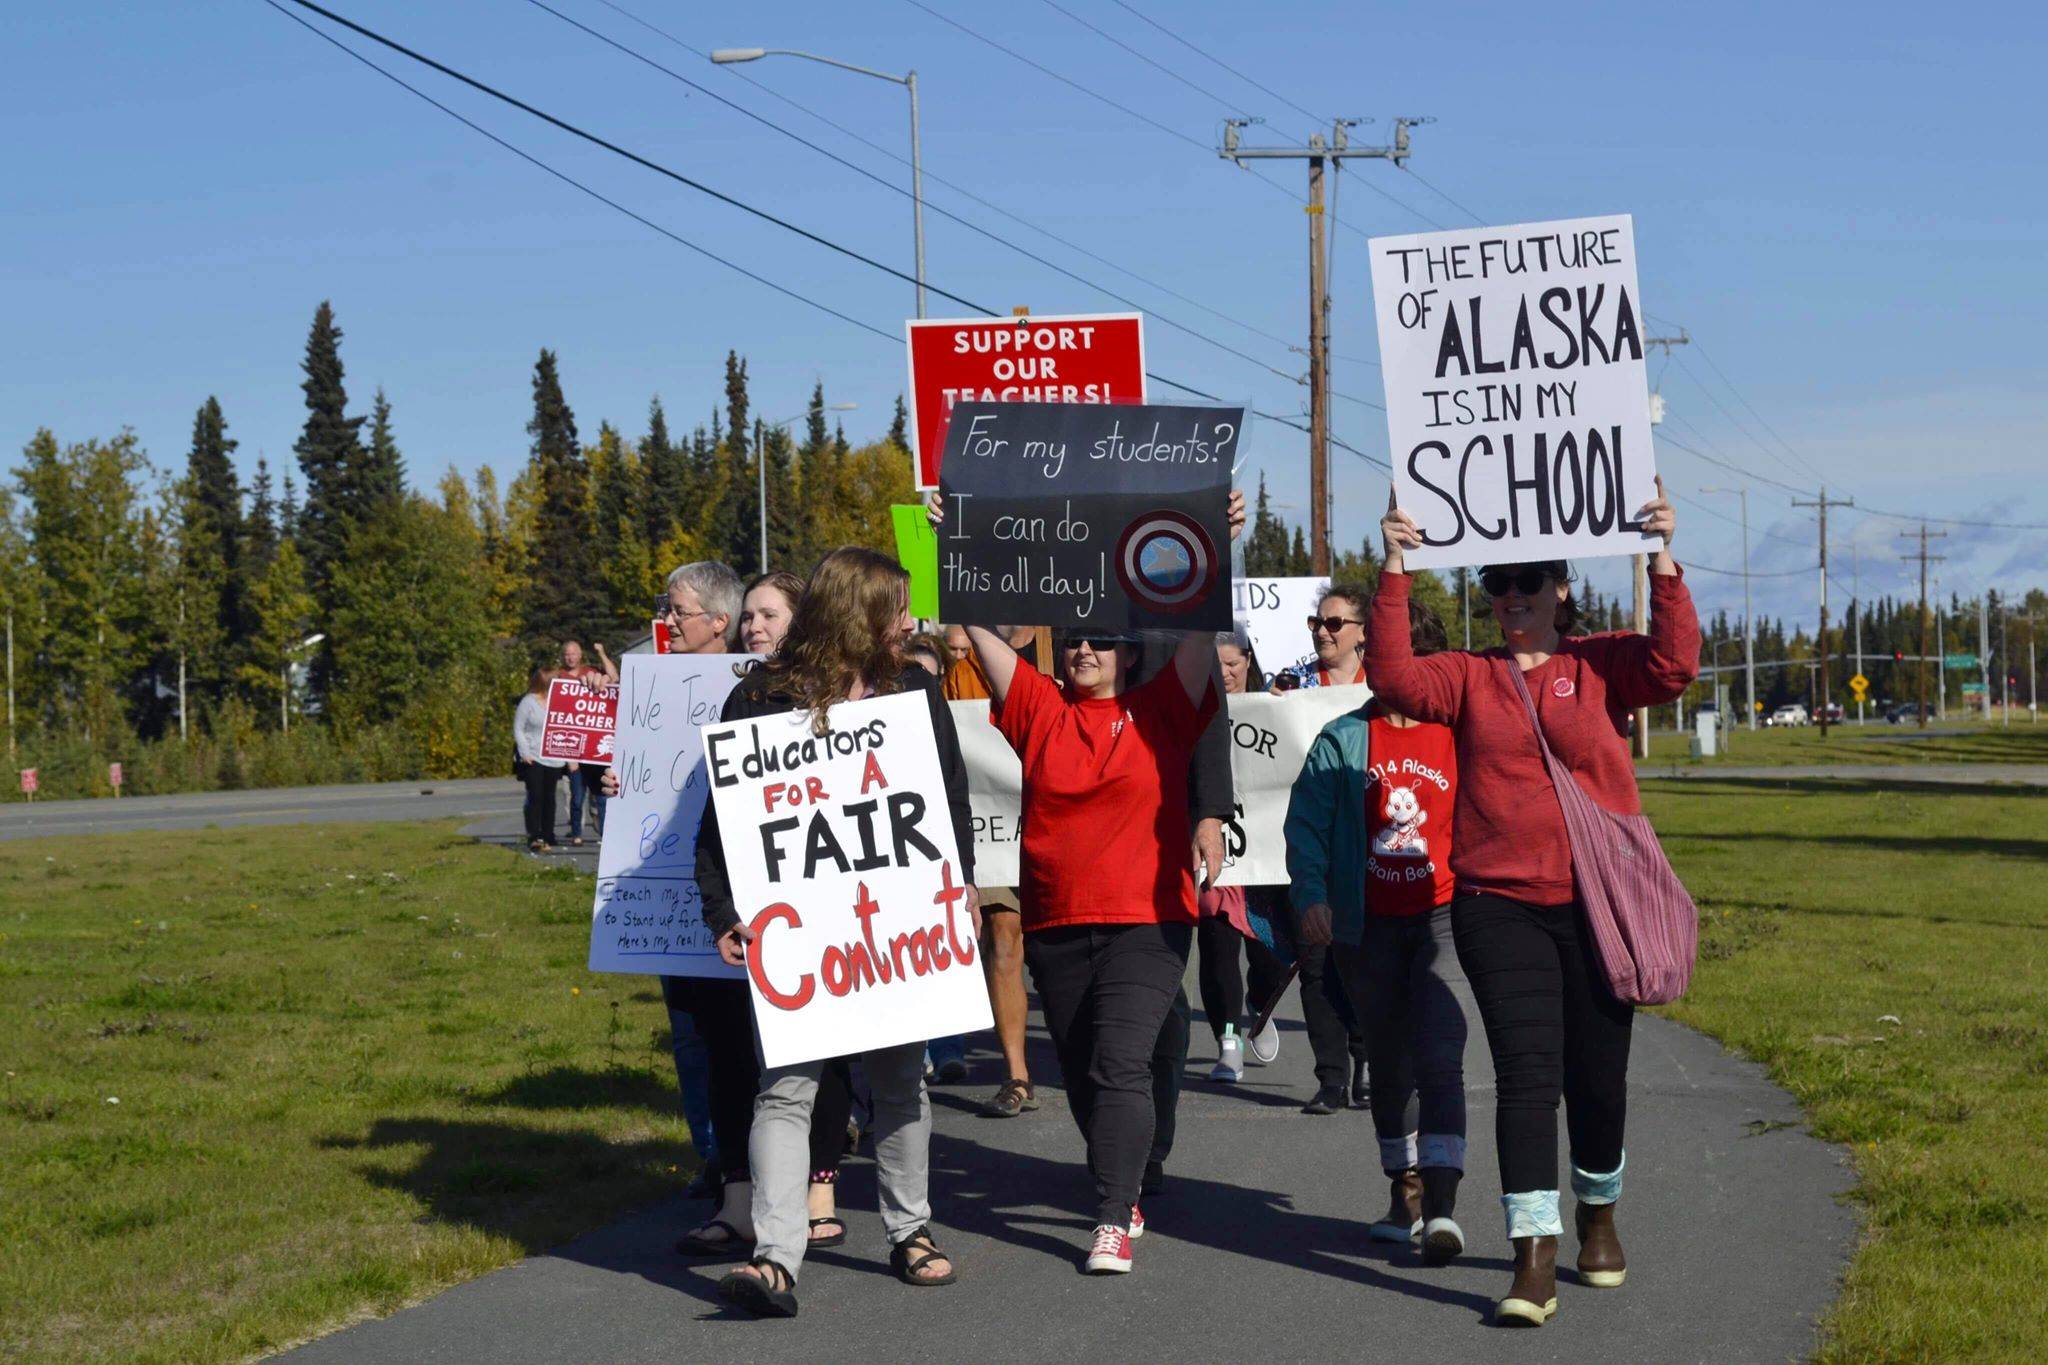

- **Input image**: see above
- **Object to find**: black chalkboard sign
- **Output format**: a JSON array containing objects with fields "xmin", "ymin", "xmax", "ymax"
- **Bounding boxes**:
[{"xmin": 936, "ymin": 401, "xmax": 1241, "ymax": 631}]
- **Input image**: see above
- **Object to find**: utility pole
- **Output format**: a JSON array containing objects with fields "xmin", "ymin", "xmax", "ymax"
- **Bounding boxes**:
[
  {"xmin": 1792, "ymin": 489, "xmax": 1852, "ymax": 736},
  {"xmin": 1899, "ymin": 524, "xmax": 1946, "ymax": 730},
  {"xmin": 5, "ymin": 607, "xmax": 13, "ymax": 762},
  {"xmin": 1221, "ymin": 117, "xmax": 1420, "ymax": 573},
  {"xmin": 1979, "ymin": 594, "xmax": 1993, "ymax": 723},
  {"xmin": 1851, "ymin": 542, "xmax": 1864, "ymax": 724}
]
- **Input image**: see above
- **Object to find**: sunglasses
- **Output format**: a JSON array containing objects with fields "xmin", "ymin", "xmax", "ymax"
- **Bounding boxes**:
[
  {"xmin": 1062, "ymin": 635, "xmax": 1133, "ymax": 653},
  {"xmin": 1306, "ymin": 615, "xmax": 1363, "ymax": 635},
  {"xmin": 1481, "ymin": 568, "xmax": 1553, "ymax": 597}
]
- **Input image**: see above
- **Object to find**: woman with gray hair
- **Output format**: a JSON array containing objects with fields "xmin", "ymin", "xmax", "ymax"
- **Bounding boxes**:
[{"xmin": 662, "ymin": 559, "xmax": 744, "ymax": 653}]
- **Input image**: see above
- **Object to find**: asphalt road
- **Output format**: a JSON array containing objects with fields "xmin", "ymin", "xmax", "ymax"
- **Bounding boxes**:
[
  {"xmin": 0, "ymin": 777, "xmax": 521, "ymax": 842},
  {"xmin": 274, "ymin": 809, "xmax": 1858, "ymax": 1364},
  {"xmin": 1637, "ymin": 762, "xmax": 2048, "ymax": 786}
]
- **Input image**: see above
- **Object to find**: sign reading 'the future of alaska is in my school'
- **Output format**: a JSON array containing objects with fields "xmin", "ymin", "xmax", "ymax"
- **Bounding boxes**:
[
  {"xmin": 1368, "ymin": 214, "xmax": 1663, "ymax": 571},
  {"xmin": 905, "ymin": 313, "xmax": 1146, "ymax": 490},
  {"xmin": 936, "ymin": 400, "xmax": 1240, "ymax": 632}
]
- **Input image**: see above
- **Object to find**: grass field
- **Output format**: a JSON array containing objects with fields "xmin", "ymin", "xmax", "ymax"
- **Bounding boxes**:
[
  {"xmin": 1646, "ymin": 777, "xmax": 2048, "ymax": 1361},
  {"xmin": 1644, "ymin": 717, "xmax": 2048, "ymax": 767},
  {"xmin": 3, "ymin": 781, "xmax": 2044, "ymax": 1361},
  {"xmin": 0, "ymin": 824, "xmax": 694, "ymax": 1364}
]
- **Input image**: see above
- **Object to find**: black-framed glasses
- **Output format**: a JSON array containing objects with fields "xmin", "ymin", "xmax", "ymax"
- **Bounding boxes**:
[
  {"xmin": 1481, "ymin": 567, "xmax": 1552, "ymax": 597},
  {"xmin": 1061, "ymin": 634, "xmax": 1135, "ymax": 653},
  {"xmin": 1306, "ymin": 615, "xmax": 1362, "ymax": 636}
]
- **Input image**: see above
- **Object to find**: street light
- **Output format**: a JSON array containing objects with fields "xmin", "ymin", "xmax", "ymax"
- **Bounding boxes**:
[
  {"xmin": 758, "ymin": 403, "xmax": 857, "ymax": 571},
  {"xmin": 710, "ymin": 47, "xmax": 925, "ymax": 319},
  {"xmin": 1699, "ymin": 487, "xmax": 1757, "ymax": 729},
  {"xmin": 282, "ymin": 632, "xmax": 325, "ymax": 733}
]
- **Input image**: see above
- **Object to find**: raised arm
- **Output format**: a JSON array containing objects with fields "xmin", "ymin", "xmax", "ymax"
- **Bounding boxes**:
[
  {"xmin": 593, "ymin": 641, "xmax": 619, "ymax": 684},
  {"xmin": 1365, "ymin": 491, "xmax": 1469, "ymax": 724},
  {"xmin": 1599, "ymin": 477, "xmax": 1700, "ymax": 706},
  {"xmin": 1171, "ymin": 486, "xmax": 1247, "ymax": 703}
]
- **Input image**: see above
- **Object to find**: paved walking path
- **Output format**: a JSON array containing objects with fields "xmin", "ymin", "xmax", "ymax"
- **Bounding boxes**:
[
  {"xmin": 0, "ymin": 776, "xmax": 520, "ymax": 841},
  {"xmin": 274, "ymin": 811, "xmax": 1857, "ymax": 1363}
]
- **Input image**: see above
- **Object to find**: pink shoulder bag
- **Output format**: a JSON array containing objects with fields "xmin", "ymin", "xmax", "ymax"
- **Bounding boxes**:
[{"xmin": 1505, "ymin": 661, "xmax": 1697, "ymax": 1005}]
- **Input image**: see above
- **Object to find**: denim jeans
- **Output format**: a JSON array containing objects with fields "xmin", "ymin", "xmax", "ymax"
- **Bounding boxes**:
[
  {"xmin": 566, "ymin": 765, "xmax": 606, "ymax": 839},
  {"xmin": 666, "ymin": 1000, "xmax": 718, "ymax": 1170},
  {"xmin": 1333, "ymin": 905, "xmax": 1471, "ymax": 1174}
]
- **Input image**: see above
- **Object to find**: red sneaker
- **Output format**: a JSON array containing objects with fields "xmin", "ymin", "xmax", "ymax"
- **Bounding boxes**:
[
  {"xmin": 1084, "ymin": 1223, "xmax": 1133, "ymax": 1274},
  {"xmin": 1128, "ymin": 1203, "xmax": 1145, "ymax": 1239}
]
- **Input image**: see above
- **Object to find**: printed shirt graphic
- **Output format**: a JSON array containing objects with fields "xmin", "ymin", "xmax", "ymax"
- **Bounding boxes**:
[{"xmin": 1363, "ymin": 710, "xmax": 1458, "ymax": 916}]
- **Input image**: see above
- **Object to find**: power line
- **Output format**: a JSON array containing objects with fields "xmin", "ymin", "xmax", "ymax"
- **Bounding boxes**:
[
  {"xmin": 1035, "ymin": 0, "xmax": 1248, "ymax": 116},
  {"xmin": 1687, "ymin": 339, "xmax": 1829, "ymax": 483},
  {"xmin": 259, "ymin": 0, "xmax": 896, "ymax": 342},
  {"xmin": 1399, "ymin": 165, "xmax": 1487, "ymax": 225},
  {"xmin": 1672, "ymin": 353, "xmax": 1830, "ymax": 487},
  {"xmin": 517, "ymin": 0, "xmax": 1336, "ymax": 393},
  {"xmin": 582, "ymin": 0, "xmax": 1372, "ymax": 367},
  {"xmin": 1657, "ymin": 424, "xmax": 1811, "ymax": 499},
  {"xmin": 1105, "ymin": 0, "xmax": 1324, "ymax": 127}
]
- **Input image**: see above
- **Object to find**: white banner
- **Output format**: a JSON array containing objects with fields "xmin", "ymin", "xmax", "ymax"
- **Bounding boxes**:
[
  {"xmin": 954, "ymin": 685, "xmax": 1366, "ymax": 887},
  {"xmin": 587, "ymin": 654, "xmax": 754, "ymax": 978},
  {"xmin": 1369, "ymin": 214, "xmax": 1661, "ymax": 571},
  {"xmin": 1232, "ymin": 574, "xmax": 1328, "ymax": 682},
  {"xmin": 702, "ymin": 692, "xmax": 993, "ymax": 1068}
]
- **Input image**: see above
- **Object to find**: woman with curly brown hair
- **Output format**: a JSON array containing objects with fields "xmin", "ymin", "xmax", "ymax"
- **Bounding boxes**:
[{"xmin": 693, "ymin": 547, "xmax": 981, "ymax": 1318}]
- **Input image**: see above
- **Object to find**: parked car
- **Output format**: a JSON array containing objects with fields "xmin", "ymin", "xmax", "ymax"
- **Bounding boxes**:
[
  {"xmin": 1886, "ymin": 702, "xmax": 1933, "ymax": 725},
  {"xmin": 1766, "ymin": 704, "xmax": 1809, "ymax": 727},
  {"xmin": 1814, "ymin": 702, "xmax": 1845, "ymax": 724}
]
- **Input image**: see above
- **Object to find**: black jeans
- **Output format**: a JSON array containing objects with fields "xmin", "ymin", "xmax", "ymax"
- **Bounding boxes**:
[
  {"xmin": 520, "ymin": 763, "xmax": 560, "ymax": 844},
  {"xmin": 1333, "ymin": 907, "xmax": 1469, "ymax": 1174},
  {"xmin": 1149, "ymin": 986, "xmax": 1191, "ymax": 1168},
  {"xmin": 1297, "ymin": 943, "xmax": 1367, "ymax": 1089},
  {"xmin": 660, "ymin": 975, "xmax": 759, "ymax": 1184},
  {"xmin": 1025, "ymin": 921, "xmax": 1192, "ymax": 1226},
  {"xmin": 1451, "ymin": 890, "xmax": 1633, "ymax": 1195},
  {"xmin": 1196, "ymin": 915, "xmax": 1292, "ymax": 1044}
]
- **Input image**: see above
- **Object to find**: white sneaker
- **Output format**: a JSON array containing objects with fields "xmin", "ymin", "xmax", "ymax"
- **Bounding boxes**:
[
  {"xmin": 1208, "ymin": 1030, "xmax": 1245, "ymax": 1082},
  {"xmin": 1247, "ymin": 1017, "xmax": 1280, "ymax": 1065}
]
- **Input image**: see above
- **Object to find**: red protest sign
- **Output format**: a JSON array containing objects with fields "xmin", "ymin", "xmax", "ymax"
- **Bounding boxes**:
[
  {"xmin": 109, "ymin": 762, "xmax": 124, "ymax": 790},
  {"xmin": 905, "ymin": 312, "xmax": 1146, "ymax": 489},
  {"xmin": 542, "ymin": 677, "xmax": 621, "ymax": 765},
  {"xmin": 19, "ymin": 768, "xmax": 36, "ymax": 795}
]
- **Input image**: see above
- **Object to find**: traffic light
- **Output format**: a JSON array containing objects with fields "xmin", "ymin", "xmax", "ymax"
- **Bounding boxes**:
[{"xmin": 1892, "ymin": 650, "xmax": 1905, "ymax": 662}]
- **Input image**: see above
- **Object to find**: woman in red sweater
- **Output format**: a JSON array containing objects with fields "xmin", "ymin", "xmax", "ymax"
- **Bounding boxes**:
[{"xmin": 1367, "ymin": 481, "xmax": 1696, "ymax": 1327}]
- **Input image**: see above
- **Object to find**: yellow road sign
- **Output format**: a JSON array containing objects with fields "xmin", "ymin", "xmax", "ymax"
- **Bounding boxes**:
[{"xmin": 1848, "ymin": 673, "xmax": 1870, "ymax": 700}]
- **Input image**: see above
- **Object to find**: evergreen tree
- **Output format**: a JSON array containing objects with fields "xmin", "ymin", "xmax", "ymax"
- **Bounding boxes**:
[
  {"xmin": 244, "ymin": 457, "xmax": 279, "ymax": 575},
  {"xmin": 724, "ymin": 351, "xmax": 750, "ymax": 467},
  {"xmin": 239, "ymin": 539, "xmax": 316, "ymax": 727},
  {"xmin": 796, "ymin": 382, "xmax": 835, "ymax": 569},
  {"xmin": 279, "ymin": 472, "xmax": 299, "ymax": 540},
  {"xmin": 640, "ymin": 397, "xmax": 684, "ymax": 552},
  {"xmin": 291, "ymin": 300, "xmax": 366, "ymax": 605},
  {"xmin": 181, "ymin": 397, "xmax": 243, "ymax": 687},
  {"xmin": 590, "ymin": 422, "xmax": 654, "ymax": 634},
  {"xmin": 763, "ymin": 419, "xmax": 799, "ymax": 572},
  {"xmin": 1287, "ymin": 526, "xmax": 1311, "ymax": 575},
  {"xmin": 518, "ymin": 348, "xmax": 607, "ymax": 649},
  {"xmin": 361, "ymin": 387, "xmax": 407, "ymax": 510},
  {"xmin": 888, "ymin": 394, "xmax": 909, "ymax": 450},
  {"xmin": 1244, "ymin": 473, "xmax": 1290, "ymax": 575}
]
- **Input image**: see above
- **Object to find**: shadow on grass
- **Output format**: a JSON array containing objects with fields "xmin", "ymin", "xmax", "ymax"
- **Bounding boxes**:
[
  {"xmin": 472, "ymin": 1065, "xmax": 679, "ymax": 1114},
  {"xmin": 1681, "ymin": 830, "xmax": 2048, "ymax": 862},
  {"xmin": 1643, "ymin": 775, "xmax": 2048, "ymax": 800}
]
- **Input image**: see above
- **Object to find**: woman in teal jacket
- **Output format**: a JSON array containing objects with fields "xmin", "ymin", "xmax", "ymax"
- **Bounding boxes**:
[{"xmin": 1285, "ymin": 599, "xmax": 1471, "ymax": 1264}]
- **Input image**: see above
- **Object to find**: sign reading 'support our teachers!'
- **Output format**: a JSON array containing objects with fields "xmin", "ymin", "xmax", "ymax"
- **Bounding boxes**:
[{"xmin": 1368, "ymin": 214, "xmax": 1663, "ymax": 571}]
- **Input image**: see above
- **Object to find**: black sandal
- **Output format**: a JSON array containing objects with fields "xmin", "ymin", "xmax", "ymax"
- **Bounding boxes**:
[
  {"xmin": 675, "ymin": 1218, "xmax": 753, "ymax": 1257},
  {"xmin": 890, "ymin": 1225, "xmax": 958, "ymax": 1287},
  {"xmin": 807, "ymin": 1215, "xmax": 847, "ymax": 1248},
  {"xmin": 718, "ymin": 1258, "xmax": 798, "ymax": 1318}
]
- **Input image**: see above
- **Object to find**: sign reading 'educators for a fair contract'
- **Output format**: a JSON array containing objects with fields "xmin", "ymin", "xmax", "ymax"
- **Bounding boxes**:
[
  {"xmin": 1369, "ymin": 214, "xmax": 1663, "ymax": 571},
  {"xmin": 702, "ymin": 691, "xmax": 992, "ymax": 1067},
  {"xmin": 937, "ymin": 400, "xmax": 1240, "ymax": 632},
  {"xmin": 587, "ymin": 655, "xmax": 754, "ymax": 978},
  {"xmin": 906, "ymin": 313, "xmax": 1146, "ymax": 489}
]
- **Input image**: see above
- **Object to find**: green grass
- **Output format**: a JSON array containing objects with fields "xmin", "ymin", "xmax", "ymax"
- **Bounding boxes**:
[
  {"xmin": 0, "ymin": 822, "xmax": 694, "ymax": 1364},
  {"xmin": 1644, "ymin": 717, "xmax": 2048, "ymax": 767},
  {"xmin": 1646, "ymin": 777, "xmax": 2048, "ymax": 1361}
]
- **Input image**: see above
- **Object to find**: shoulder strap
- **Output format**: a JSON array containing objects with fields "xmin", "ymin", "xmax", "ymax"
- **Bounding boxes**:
[{"xmin": 1503, "ymin": 658, "xmax": 1559, "ymax": 765}]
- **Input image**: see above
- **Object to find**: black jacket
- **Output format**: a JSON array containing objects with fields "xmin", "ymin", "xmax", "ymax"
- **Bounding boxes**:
[
  {"xmin": 1132, "ymin": 634, "xmax": 1235, "ymax": 823},
  {"xmin": 695, "ymin": 664, "xmax": 977, "ymax": 939}
]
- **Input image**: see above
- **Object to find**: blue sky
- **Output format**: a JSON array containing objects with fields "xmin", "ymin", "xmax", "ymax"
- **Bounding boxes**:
[{"xmin": 6, "ymin": 0, "xmax": 2043, "ymax": 626}]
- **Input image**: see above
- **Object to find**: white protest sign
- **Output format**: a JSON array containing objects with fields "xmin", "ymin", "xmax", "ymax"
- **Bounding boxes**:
[
  {"xmin": 702, "ymin": 691, "xmax": 992, "ymax": 1067},
  {"xmin": 1369, "ymin": 214, "xmax": 1661, "ymax": 571},
  {"xmin": 1232, "ymin": 575, "xmax": 1329, "ymax": 682},
  {"xmin": 587, "ymin": 654, "xmax": 754, "ymax": 978},
  {"xmin": 951, "ymin": 686, "xmax": 1364, "ymax": 887}
]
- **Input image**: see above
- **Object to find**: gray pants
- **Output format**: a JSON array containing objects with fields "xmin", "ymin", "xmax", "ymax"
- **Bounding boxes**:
[
  {"xmin": 750, "ymin": 1040, "xmax": 931, "ymax": 1279},
  {"xmin": 1333, "ymin": 905, "xmax": 1471, "ymax": 1174}
]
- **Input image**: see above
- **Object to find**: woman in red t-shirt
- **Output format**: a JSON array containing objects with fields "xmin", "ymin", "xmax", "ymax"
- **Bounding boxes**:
[
  {"xmin": 1369, "ymin": 482, "xmax": 1697, "ymax": 1326},
  {"xmin": 939, "ymin": 491, "xmax": 1242, "ymax": 1277}
]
